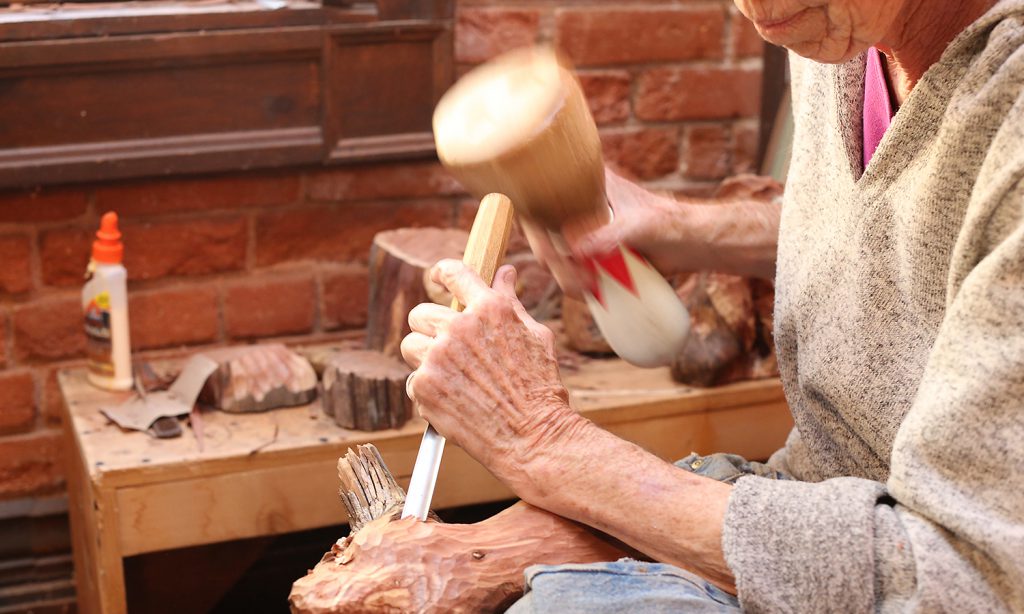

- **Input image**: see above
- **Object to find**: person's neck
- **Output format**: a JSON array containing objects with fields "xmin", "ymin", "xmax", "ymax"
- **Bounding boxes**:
[{"xmin": 877, "ymin": 0, "xmax": 997, "ymax": 104}]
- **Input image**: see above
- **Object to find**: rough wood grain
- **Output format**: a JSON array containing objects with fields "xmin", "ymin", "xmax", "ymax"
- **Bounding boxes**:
[
  {"xmin": 321, "ymin": 350, "xmax": 413, "ymax": 431},
  {"xmin": 199, "ymin": 344, "xmax": 317, "ymax": 413},
  {"xmin": 671, "ymin": 273, "xmax": 778, "ymax": 387},
  {"xmin": 365, "ymin": 228, "xmax": 469, "ymax": 359},
  {"xmin": 290, "ymin": 444, "xmax": 627, "ymax": 614}
]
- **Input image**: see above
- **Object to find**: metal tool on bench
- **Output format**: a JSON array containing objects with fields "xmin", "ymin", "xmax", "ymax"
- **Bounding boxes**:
[
  {"xmin": 433, "ymin": 46, "xmax": 690, "ymax": 369},
  {"xmin": 401, "ymin": 193, "xmax": 514, "ymax": 521}
]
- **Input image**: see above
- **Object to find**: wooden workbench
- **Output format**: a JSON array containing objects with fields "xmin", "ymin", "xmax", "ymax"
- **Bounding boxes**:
[{"xmin": 60, "ymin": 350, "xmax": 792, "ymax": 614}]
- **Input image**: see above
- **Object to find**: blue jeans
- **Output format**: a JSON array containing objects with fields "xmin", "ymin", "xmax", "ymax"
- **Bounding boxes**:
[{"xmin": 505, "ymin": 453, "xmax": 791, "ymax": 612}]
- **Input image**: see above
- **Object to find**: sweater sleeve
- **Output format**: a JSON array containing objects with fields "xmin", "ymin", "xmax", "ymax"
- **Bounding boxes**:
[{"xmin": 722, "ymin": 187, "xmax": 1024, "ymax": 612}]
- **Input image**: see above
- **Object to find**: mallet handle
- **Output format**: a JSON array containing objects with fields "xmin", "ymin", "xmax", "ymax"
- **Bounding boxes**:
[{"xmin": 401, "ymin": 193, "xmax": 515, "ymax": 521}]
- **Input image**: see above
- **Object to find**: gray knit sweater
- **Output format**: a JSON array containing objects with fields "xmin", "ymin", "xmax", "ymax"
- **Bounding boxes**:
[{"xmin": 721, "ymin": 2, "xmax": 1024, "ymax": 612}]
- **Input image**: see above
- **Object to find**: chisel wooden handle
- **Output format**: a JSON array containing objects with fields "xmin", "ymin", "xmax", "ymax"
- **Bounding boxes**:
[{"xmin": 402, "ymin": 193, "xmax": 515, "ymax": 521}]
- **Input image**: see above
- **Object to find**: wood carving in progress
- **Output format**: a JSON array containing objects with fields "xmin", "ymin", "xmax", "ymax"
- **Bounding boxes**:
[
  {"xmin": 199, "ymin": 344, "xmax": 318, "ymax": 413},
  {"xmin": 289, "ymin": 445, "xmax": 626, "ymax": 613}
]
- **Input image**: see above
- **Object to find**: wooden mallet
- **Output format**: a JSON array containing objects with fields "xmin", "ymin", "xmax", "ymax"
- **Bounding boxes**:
[{"xmin": 433, "ymin": 46, "xmax": 690, "ymax": 368}]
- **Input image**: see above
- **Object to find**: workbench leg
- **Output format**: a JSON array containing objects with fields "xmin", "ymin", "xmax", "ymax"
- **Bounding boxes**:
[{"xmin": 66, "ymin": 425, "xmax": 128, "ymax": 614}]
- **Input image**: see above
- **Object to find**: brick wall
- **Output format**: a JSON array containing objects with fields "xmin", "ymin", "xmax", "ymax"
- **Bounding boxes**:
[{"xmin": 0, "ymin": 0, "xmax": 762, "ymax": 505}]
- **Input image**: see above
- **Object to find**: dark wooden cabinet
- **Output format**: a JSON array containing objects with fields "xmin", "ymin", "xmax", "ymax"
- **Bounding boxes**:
[{"xmin": 0, "ymin": 1, "xmax": 453, "ymax": 188}]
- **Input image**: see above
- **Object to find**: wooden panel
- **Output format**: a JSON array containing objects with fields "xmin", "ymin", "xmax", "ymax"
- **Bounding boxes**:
[
  {"xmin": 324, "ymin": 23, "xmax": 453, "ymax": 163},
  {"xmin": 115, "ymin": 400, "xmax": 791, "ymax": 555},
  {"xmin": 65, "ymin": 408, "xmax": 127, "ymax": 613},
  {"xmin": 0, "ymin": 3, "xmax": 373, "ymax": 43},
  {"xmin": 2, "ymin": 60, "xmax": 320, "ymax": 147},
  {"xmin": 0, "ymin": 5, "xmax": 454, "ymax": 187},
  {"xmin": 59, "ymin": 356, "xmax": 787, "ymax": 490}
]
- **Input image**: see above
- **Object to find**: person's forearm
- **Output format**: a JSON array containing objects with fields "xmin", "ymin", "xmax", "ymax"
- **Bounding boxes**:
[
  {"xmin": 674, "ymin": 197, "xmax": 781, "ymax": 279},
  {"xmin": 521, "ymin": 411, "xmax": 737, "ymax": 592}
]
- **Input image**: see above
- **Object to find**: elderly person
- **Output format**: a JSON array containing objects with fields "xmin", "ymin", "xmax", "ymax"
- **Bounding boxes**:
[{"xmin": 402, "ymin": 0, "xmax": 1024, "ymax": 610}]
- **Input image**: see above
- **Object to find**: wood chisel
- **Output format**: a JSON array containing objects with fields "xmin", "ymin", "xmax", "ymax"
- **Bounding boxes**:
[{"xmin": 401, "ymin": 192, "xmax": 515, "ymax": 521}]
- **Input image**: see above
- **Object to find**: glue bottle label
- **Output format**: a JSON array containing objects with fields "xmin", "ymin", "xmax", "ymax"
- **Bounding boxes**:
[{"xmin": 84, "ymin": 291, "xmax": 114, "ymax": 376}]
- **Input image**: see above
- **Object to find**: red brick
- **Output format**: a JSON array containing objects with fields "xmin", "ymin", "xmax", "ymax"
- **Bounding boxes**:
[
  {"xmin": 733, "ymin": 122, "xmax": 760, "ymax": 174},
  {"xmin": 601, "ymin": 128, "xmax": 680, "ymax": 181},
  {"xmin": 40, "ymin": 227, "xmax": 92, "ymax": 288},
  {"xmin": 731, "ymin": 11, "xmax": 765, "ymax": 58},
  {"xmin": 684, "ymin": 125, "xmax": 731, "ymax": 180},
  {"xmin": 41, "ymin": 366, "xmax": 70, "ymax": 427},
  {"xmin": 225, "ymin": 275, "xmax": 316, "ymax": 339},
  {"xmin": 97, "ymin": 173, "xmax": 300, "ymax": 217},
  {"xmin": 579, "ymin": 72, "xmax": 631, "ymax": 125},
  {"xmin": 636, "ymin": 68, "xmax": 762, "ymax": 121},
  {"xmin": 124, "ymin": 217, "xmax": 247, "ymax": 280},
  {"xmin": 0, "ymin": 370, "xmax": 36, "ymax": 434},
  {"xmin": 0, "ymin": 313, "xmax": 8, "ymax": 369},
  {"xmin": 13, "ymin": 296, "xmax": 86, "ymax": 362},
  {"xmin": 0, "ymin": 235, "xmax": 31, "ymax": 294},
  {"xmin": 307, "ymin": 162, "xmax": 464, "ymax": 203},
  {"xmin": 456, "ymin": 8, "xmax": 540, "ymax": 64},
  {"xmin": 255, "ymin": 200, "xmax": 454, "ymax": 266},
  {"xmin": 0, "ymin": 430, "xmax": 64, "ymax": 498},
  {"xmin": 0, "ymin": 187, "xmax": 87, "ymax": 224},
  {"xmin": 129, "ymin": 286, "xmax": 219, "ymax": 350},
  {"xmin": 556, "ymin": 8, "xmax": 724, "ymax": 66},
  {"xmin": 322, "ymin": 266, "xmax": 369, "ymax": 331}
]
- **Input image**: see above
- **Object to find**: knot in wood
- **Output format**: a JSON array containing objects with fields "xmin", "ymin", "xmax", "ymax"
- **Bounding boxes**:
[{"xmin": 472, "ymin": 550, "xmax": 486, "ymax": 560}]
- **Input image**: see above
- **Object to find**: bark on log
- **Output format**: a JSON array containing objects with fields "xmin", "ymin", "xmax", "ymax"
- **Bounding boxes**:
[
  {"xmin": 198, "ymin": 344, "xmax": 318, "ymax": 413},
  {"xmin": 671, "ymin": 273, "xmax": 778, "ymax": 386},
  {"xmin": 365, "ymin": 227, "xmax": 469, "ymax": 359},
  {"xmin": 321, "ymin": 350, "xmax": 414, "ymax": 431},
  {"xmin": 290, "ymin": 444, "xmax": 627, "ymax": 614}
]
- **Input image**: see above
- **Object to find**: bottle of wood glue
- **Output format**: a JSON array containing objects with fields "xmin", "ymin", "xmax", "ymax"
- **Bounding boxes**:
[{"xmin": 82, "ymin": 212, "xmax": 132, "ymax": 390}]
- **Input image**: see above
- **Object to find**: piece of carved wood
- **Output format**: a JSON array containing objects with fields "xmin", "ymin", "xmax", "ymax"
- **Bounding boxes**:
[
  {"xmin": 289, "ymin": 444, "xmax": 626, "ymax": 614},
  {"xmin": 198, "ymin": 344, "xmax": 318, "ymax": 413},
  {"xmin": 365, "ymin": 227, "xmax": 469, "ymax": 359},
  {"xmin": 321, "ymin": 350, "xmax": 413, "ymax": 431}
]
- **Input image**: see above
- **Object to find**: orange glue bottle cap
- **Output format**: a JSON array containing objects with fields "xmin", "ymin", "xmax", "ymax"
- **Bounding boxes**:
[{"xmin": 92, "ymin": 212, "xmax": 124, "ymax": 264}]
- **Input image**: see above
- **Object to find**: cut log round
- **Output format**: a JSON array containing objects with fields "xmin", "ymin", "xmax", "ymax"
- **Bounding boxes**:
[
  {"xmin": 365, "ymin": 227, "xmax": 469, "ymax": 359},
  {"xmin": 321, "ymin": 350, "xmax": 413, "ymax": 431}
]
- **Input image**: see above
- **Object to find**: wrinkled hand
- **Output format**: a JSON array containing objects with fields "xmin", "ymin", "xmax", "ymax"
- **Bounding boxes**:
[{"xmin": 401, "ymin": 260, "xmax": 580, "ymax": 492}]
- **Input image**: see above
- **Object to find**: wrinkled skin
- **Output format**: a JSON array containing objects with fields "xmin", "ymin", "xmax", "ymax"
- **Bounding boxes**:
[
  {"xmin": 402, "ymin": 262, "xmax": 582, "ymax": 496},
  {"xmin": 733, "ymin": 0, "xmax": 906, "ymax": 63}
]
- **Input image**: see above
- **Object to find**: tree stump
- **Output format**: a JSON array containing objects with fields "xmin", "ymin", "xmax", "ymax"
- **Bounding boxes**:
[
  {"xmin": 365, "ymin": 228, "xmax": 469, "ymax": 359},
  {"xmin": 289, "ymin": 445, "xmax": 627, "ymax": 614},
  {"xmin": 321, "ymin": 350, "xmax": 414, "ymax": 431}
]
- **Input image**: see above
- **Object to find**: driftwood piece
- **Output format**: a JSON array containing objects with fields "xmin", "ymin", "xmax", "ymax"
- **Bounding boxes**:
[
  {"xmin": 671, "ymin": 273, "xmax": 778, "ymax": 386},
  {"xmin": 365, "ymin": 227, "xmax": 469, "ymax": 359},
  {"xmin": 198, "ymin": 344, "xmax": 317, "ymax": 413},
  {"xmin": 290, "ymin": 445, "xmax": 626, "ymax": 614},
  {"xmin": 321, "ymin": 350, "xmax": 413, "ymax": 431}
]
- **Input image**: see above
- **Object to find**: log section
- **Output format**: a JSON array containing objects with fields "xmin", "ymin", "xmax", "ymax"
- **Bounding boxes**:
[
  {"xmin": 365, "ymin": 227, "xmax": 469, "ymax": 359},
  {"xmin": 321, "ymin": 350, "xmax": 413, "ymax": 431}
]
